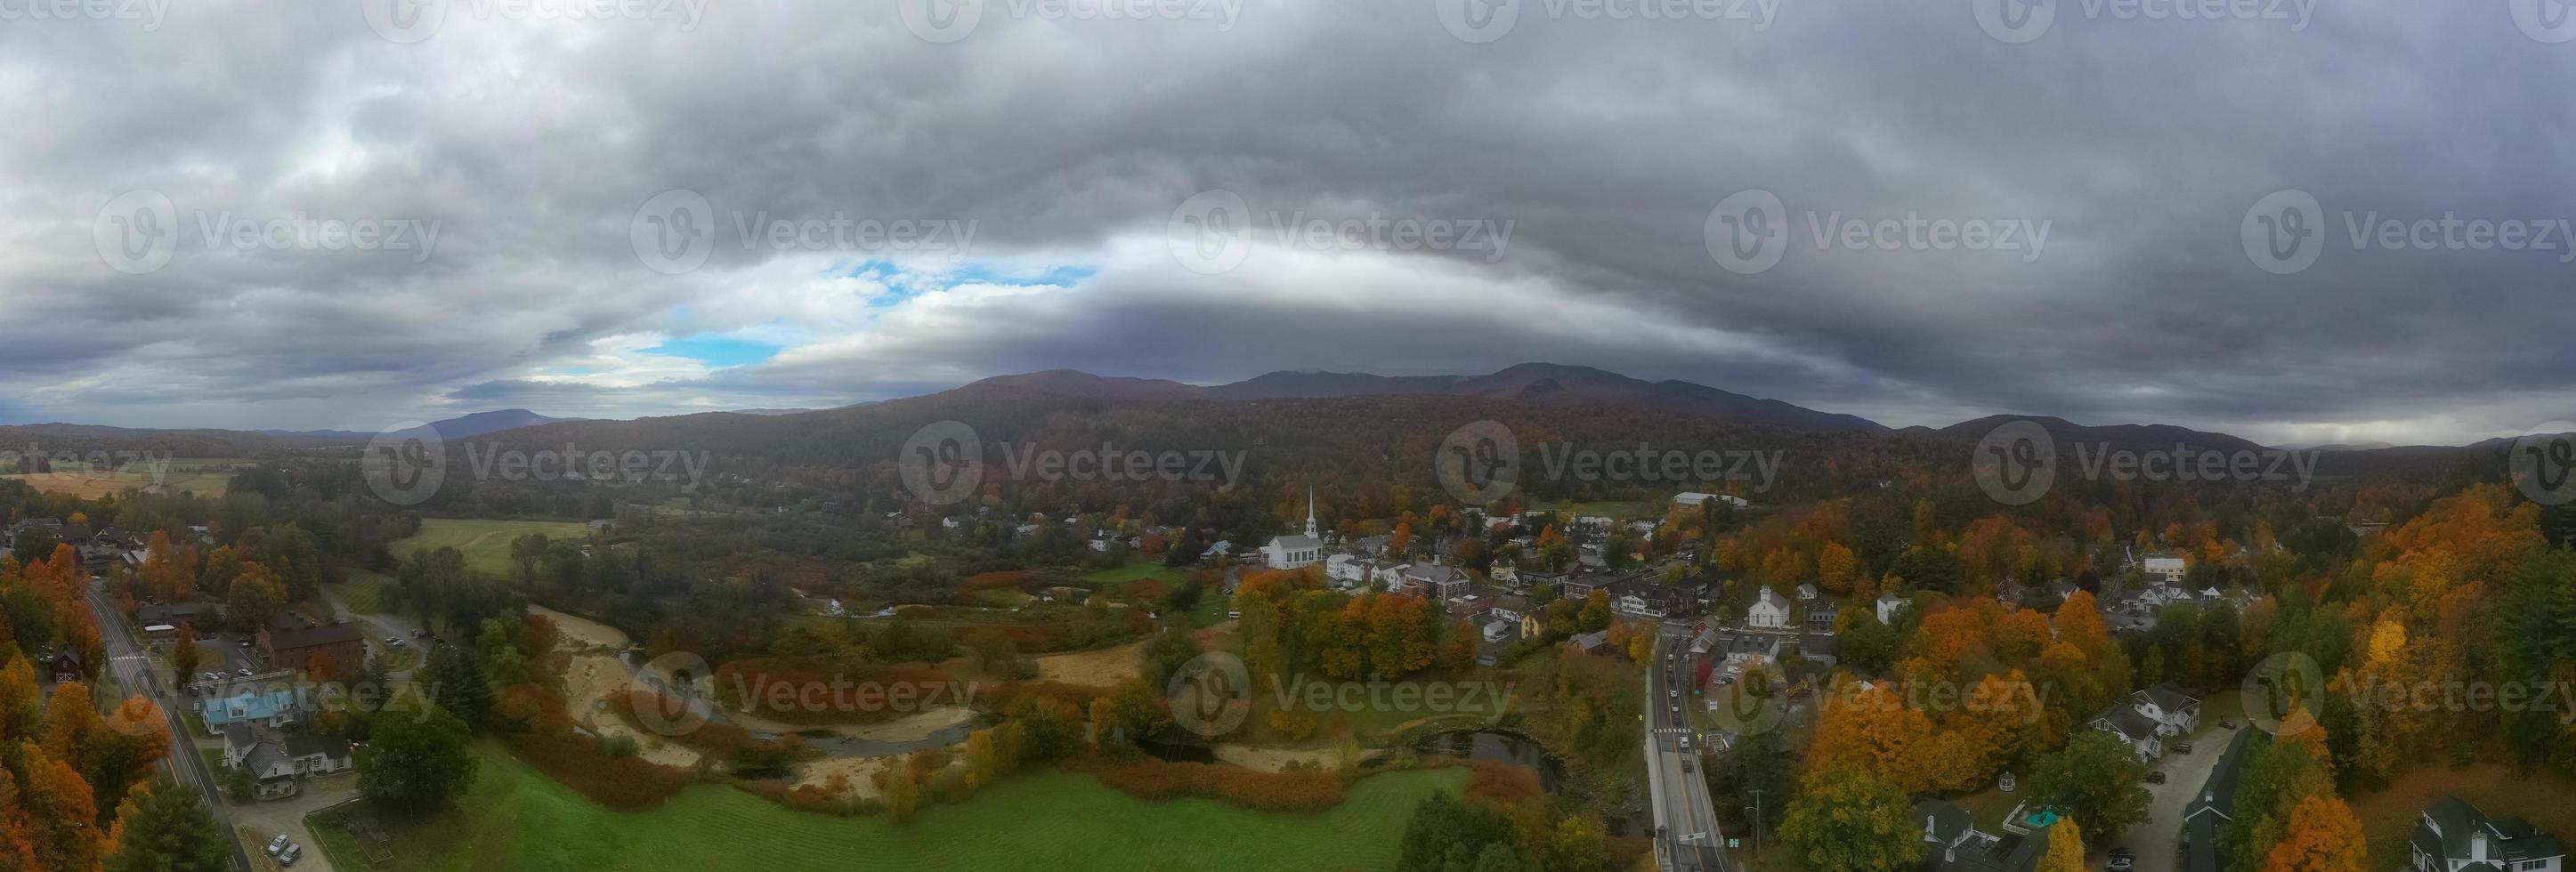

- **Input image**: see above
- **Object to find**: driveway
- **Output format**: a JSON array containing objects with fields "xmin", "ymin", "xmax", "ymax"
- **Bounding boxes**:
[
  {"xmin": 2103, "ymin": 726, "xmax": 2235, "ymax": 872},
  {"xmin": 228, "ymin": 773, "xmax": 360, "ymax": 872}
]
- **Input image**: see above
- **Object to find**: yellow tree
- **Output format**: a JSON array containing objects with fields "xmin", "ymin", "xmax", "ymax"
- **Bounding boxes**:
[
  {"xmin": 2261, "ymin": 795, "xmax": 2366, "ymax": 872},
  {"xmin": 2038, "ymin": 818, "xmax": 2086, "ymax": 872},
  {"xmin": 1818, "ymin": 543, "xmax": 1859, "ymax": 594}
]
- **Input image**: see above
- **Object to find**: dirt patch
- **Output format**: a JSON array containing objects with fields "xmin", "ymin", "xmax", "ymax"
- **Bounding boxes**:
[
  {"xmin": 791, "ymin": 756, "xmax": 892, "ymax": 802},
  {"xmin": 561, "ymin": 652, "xmax": 701, "ymax": 768},
  {"xmin": 1033, "ymin": 639, "xmax": 1147, "ymax": 688},
  {"xmin": 532, "ymin": 604, "xmax": 629, "ymax": 650}
]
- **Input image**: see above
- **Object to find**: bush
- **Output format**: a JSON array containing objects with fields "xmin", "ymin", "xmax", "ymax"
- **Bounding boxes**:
[
  {"xmin": 1063, "ymin": 754, "xmax": 1349, "ymax": 813},
  {"xmin": 597, "ymin": 733, "xmax": 639, "ymax": 758},
  {"xmin": 506, "ymin": 729, "xmax": 693, "ymax": 811}
]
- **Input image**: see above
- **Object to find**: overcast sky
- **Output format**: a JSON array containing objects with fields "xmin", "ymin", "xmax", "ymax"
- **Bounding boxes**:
[{"xmin": 4, "ymin": 0, "xmax": 2571, "ymax": 445}]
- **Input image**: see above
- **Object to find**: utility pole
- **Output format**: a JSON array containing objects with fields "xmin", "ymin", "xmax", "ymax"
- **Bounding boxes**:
[{"xmin": 1746, "ymin": 787, "xmax": 1762, "ymax": 858}]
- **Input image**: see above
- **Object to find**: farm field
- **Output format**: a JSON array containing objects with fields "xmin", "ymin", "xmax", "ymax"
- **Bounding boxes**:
[
  {"xmin": 0, "ymin": 456, "xmax": 241, "ymax": 498},
  {"xmin": 317, "ymin": 742, "xmax": 1465, "ymax": 872},
  {"xmin": 391, "ymin": 518, "xmax": 593, "ymax": 574}
]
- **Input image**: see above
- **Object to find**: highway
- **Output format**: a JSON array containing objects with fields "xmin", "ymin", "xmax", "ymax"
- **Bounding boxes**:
[
  {"xmin": 84, "ymin": 579, "xmax": 255, "ymax": 872},
  {"xmin": 1645, "ymin": 625, "xmax": 1727, "ymax": 872}
]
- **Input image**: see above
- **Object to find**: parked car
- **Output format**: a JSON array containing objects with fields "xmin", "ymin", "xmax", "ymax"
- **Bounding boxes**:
[
  {"xmin": 2173, "ymin": 742, "xmax": 2194, "ymax": 754},
  {"xmin": 266, "ymin": 836, "xmax": 289, "ymax": 857},
  {"xmin": 2106, "ymin": 855, "xmax": 2133, "ymax": 872},
  {"xmin": 279, "ymin": 844, "xmax": 301, "ymax": 866},
  {"xmin": 2221, "ymin": 718, "xmax": 2239, "ymax": 730},
  {"xmin": 2146, "ymin": 771, "xmax": 2166, "ymax": 784}
]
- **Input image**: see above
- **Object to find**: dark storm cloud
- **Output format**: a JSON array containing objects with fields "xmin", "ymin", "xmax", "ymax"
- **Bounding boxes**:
[{"xmin": 0, "ymin": 1, "xmax": 2569, "ymax": 444}]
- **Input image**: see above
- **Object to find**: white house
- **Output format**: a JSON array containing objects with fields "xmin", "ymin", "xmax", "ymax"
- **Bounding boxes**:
[
  {"xmin": 222, "ymin": 724, "xmax": 353, "ymax": 801},
  {"xmin": 1746, "ymin": 586, "xmax": 1793, "ymax": 629},
  {"xmin": 2087, "ymin": 683, "xmax": 2201, "ymax": 761},
  {"xmin": 2410, "ymin": 796, "xmax": 2564, "ymax": 872},
  {"xmin": 1875, "ymin": 592, "xmax": 1908, "ymax": 626},
  {"xmin": 1673, "ymin": 492, "xmax": 1749, "ymax": 509},
  {"xmin": 1325, "ymin": 554, "xmax": 1373, "ymax": 588},
  {"xmin": 1261, "ymin": 489, "xmax": 1325, "ymax": 569},
  {"xmin": 2142, "ymin": 553, "xmax": 2188, "ymax": 585}
]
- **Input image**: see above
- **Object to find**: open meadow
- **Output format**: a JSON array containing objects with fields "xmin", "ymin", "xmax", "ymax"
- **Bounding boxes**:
[
  {"xmin": 390, "ymin": 518, "xmax": 595, "ymax": 574},
  {"xmin": 316, "ymin": 742, "xmax": 1465, "ymax": 872}
]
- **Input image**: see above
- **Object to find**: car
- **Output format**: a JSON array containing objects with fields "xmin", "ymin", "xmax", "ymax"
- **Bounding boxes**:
[
  {"xmin": 2106, "ymin": 857, "xmax": 2133, "ymax": 872},
  {"xmin": 1667, "ymin": 688, "xmax": 1678, "ymax": 698},
  {"xmin": 2145, "ymin": 771, "xmax": 2166, "ymax": 784},
  {"xmin": 2173, "ymin": 742, "xmax": 2193, "ymax": 754},
  {"xmin": 1226, "ymin": 610, "xmax": 1240, "ymax": 619},
  {"xmin": 384, "ymin": 636, "xmax": 399, "ymax": 644},
  {"xmin": 279, "ymin": 844, "xmax": 301, "ymax": 866},
  {"xmin": 2221, "ymin": 718, "xmax": 2239, "ymax": 730},
  {"xmin": 1669, "ymin": 702, "xmax": 1680, "ymax": 713},
  {"xmin": 1681, "ymin": 758, "xmax": 1694, "ymax": 773},
  {"xmin": 235, "ymin": 668, "xmax": 252, "ymax": 678},
  {"xmin": 266, "ymin": 836, "xmax": 290, "ymax": 857}
]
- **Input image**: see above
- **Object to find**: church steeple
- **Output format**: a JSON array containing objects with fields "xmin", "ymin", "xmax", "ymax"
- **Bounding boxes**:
[{"xmin": 1304, "ymin": 487, "xmax": 1317, "ymax": 538}]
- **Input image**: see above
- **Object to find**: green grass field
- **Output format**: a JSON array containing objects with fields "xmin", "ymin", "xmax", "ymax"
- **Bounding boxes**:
[
  {"xmin": 390, "ymin": 519, "xmax": 593, "ymax": 575},
  {"xmin": 319, "ymin": 743, "xmax": 1464, "ymax": 872},
  {"xmin": 1081, "ymin": 562, "xmax": 1190, "ymax": 586}
]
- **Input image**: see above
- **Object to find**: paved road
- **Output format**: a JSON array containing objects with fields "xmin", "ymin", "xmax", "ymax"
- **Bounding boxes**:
[
  {"xmin": 85, "ymin": 580, "xmax": 255, "ymax": 872},
  {"xmin": 1645, "ymin": 626, "xmax": 1727, "ymax": 872},
  {"xmin": 2107, "ymin": 726, "xmax": 2233, "ymax": 872}
]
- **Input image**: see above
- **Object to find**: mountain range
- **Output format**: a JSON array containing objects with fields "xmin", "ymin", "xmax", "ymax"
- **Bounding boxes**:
[{"xmin": 968, "ymin": 363, "xmax": 1890, "ymax": 433}]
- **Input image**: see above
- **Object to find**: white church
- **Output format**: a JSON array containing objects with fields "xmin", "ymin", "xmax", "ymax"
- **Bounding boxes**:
[{"xmin": 1262, "ymin": 489, "xmax": 1324, "ymax": 569}]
